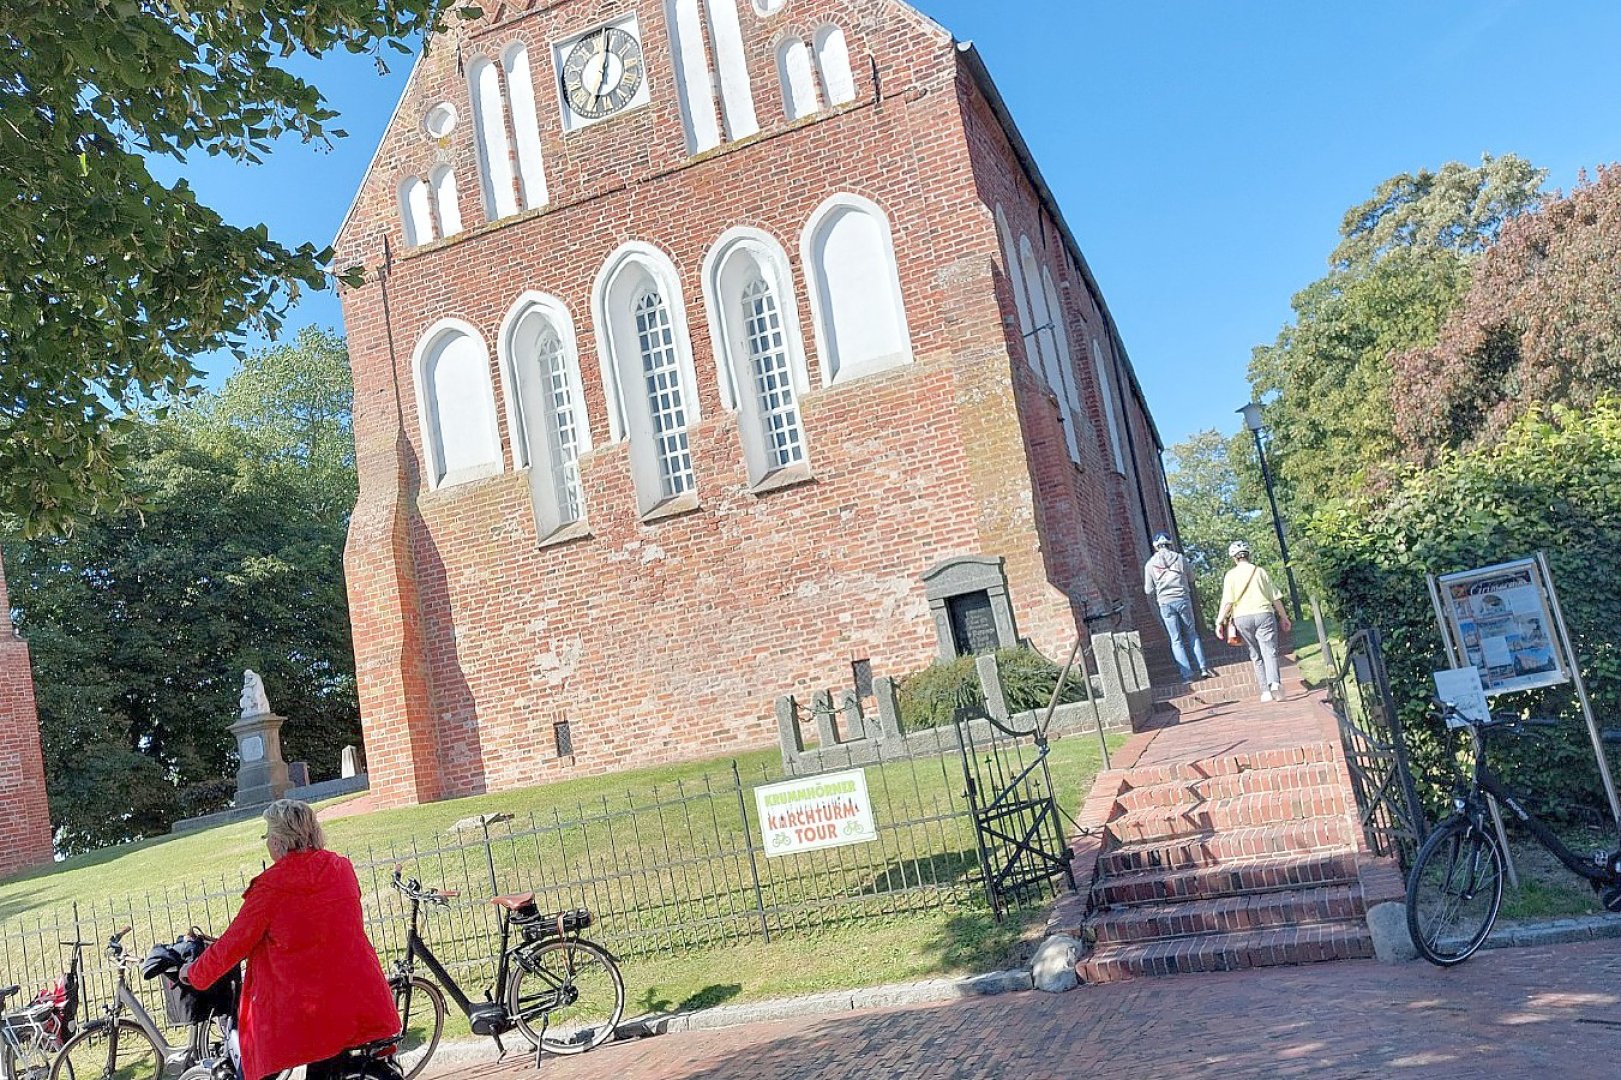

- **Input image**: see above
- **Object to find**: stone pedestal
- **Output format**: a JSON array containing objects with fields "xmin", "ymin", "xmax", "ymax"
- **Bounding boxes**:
[{"xmin": 231, "ymin": 711, "xmax": 291, "ymax": 807}]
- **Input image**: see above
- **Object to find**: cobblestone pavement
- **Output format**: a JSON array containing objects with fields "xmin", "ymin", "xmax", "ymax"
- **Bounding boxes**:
[{"xmin": 430, "ymin": 940, "xmax": 1621, "ymax": 1079}]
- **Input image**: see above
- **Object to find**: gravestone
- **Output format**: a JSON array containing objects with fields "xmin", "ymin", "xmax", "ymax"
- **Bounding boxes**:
[{"xmin": 231, "ymin": 670, "xmax": 291, "ymax": 807}]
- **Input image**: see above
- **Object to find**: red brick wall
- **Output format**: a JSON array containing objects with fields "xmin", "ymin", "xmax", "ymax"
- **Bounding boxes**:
[
  {"xmin": 0, "ymin": 555, "xmax": 55, "ymax": 876},
  {"xmin": 336, "ymin": 0, "xmax": 1167, "ymax": 804}
]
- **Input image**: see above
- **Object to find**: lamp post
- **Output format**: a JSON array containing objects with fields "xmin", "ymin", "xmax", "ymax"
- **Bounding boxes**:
[{"xmin": 1238, "ymin": 402, "xmax": 1302, "ymax": 621}]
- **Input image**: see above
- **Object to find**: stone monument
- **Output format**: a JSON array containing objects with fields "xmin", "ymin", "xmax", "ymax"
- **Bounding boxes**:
[{"xmin": 231, "ymin": 669, "xmax": 291, "ymax": 807}]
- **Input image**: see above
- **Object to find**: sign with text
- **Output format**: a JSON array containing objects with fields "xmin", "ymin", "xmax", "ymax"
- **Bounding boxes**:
[
  {"xmin": 755, "ymin": 769, "xmax": 877, "ymax": 858},
  {"xmin": 1437, "ymin": 558, "xmax": 1569, "ymax": 696}
]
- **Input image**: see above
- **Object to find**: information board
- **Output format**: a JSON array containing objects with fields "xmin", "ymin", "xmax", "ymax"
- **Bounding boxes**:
[{"xmin": 755, "ymin": 769, "xmax": 877, "ymax": 858}]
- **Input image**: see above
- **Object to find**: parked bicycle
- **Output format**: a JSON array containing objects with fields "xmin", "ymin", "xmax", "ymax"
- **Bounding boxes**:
[
  {"xmin": 48, "ymin": 929, "xmax": 229, "ymax": 1080},
  {"xmin": 1, "ymin": 938, "xmax": 88, "ymax": 1080},
  {"xmin": 386, "ymin": 869, "xmax": 624, "ymax": 1076},
  {"xmin": 1406, "ymin": 702, "xmax": 1621, "ymax": 966}
]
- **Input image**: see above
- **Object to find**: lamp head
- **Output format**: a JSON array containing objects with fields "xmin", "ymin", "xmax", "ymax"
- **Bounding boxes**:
[{"xmin": 1237, "ymin": 402, "xmax": 1265, "ymax": 433}]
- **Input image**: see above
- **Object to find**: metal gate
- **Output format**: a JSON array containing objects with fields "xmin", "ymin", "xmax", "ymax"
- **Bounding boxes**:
[
  {"xmin": 1326, "ymin": 627, "xmax": 1428, "ymax": 867},
  {"xmin": 954, "ymin": 708, "xmax": 1075, "ymax": 919}
]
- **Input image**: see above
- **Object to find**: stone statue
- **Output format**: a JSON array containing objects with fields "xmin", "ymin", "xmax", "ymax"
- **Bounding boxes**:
[{"xmin": 240, "ymin": 669, "xmax": 272, "ymax": 719}]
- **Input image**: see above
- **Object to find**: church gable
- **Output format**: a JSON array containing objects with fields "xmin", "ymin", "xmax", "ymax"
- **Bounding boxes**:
[{"xmin": 334, "ymin": 0, "xmax": 955, "ymax": 268}]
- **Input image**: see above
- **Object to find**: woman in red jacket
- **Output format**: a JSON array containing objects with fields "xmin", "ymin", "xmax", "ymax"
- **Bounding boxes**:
[{"xmin": 183, "ymin": 800, "xmax": 399, "ymax": 1080}]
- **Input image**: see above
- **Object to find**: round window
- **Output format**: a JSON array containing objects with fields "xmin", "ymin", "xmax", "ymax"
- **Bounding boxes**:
[{"xmin": 423, "ymin": 102, "xmax": 458, "ymax": 139}]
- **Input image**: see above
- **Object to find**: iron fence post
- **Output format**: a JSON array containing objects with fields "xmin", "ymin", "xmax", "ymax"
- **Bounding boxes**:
[{"xmin": 731, "ymin": 760, "xmax": 771, "ymax": 944}]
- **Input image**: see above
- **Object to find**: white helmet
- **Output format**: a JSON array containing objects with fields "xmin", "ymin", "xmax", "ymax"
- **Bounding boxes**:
[{"xmin": 1228, "ymin": 540, "xmax": 1251, "ymax": 559}]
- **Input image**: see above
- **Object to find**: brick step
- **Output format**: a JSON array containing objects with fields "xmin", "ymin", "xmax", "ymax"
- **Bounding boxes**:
[
  {"xmin": 1148, "ymin": 663, "xmax": 1261, "ymax": 701},
  {"xmin": 1098, "ymin": 818, "xmax": 1358, "ymax": 877},
  {"xmin": 1152, "ymin": 676, "xmax": 1311, "ymax": 715},
  {"xmin": 1089, "ymin": 884, "xmax": 1366, "ymax": 947},
  {"xmin": 1077, "ymin": 921, "xmax": 1374, "ymax": 984},
  {"xmin": 1092, "ymin": 850, "xmax": 1361, "ymax": 908},
  {"xmin": 1107, "ymin": 742, "xmax": 1342, "ymax": 788},
  {"xmin": 1112, "ymin": 761, "xmax": 1345, "ymax": 813},
  {"xmin": 1102, "ymin": 785, "xmax": 1352, "ymax": 845}
]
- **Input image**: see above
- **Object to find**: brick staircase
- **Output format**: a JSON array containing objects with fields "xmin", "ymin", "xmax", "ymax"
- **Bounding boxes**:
[{"xmin": 1054, "ymin": 658, "xmax": 1393, "ymax": 984}]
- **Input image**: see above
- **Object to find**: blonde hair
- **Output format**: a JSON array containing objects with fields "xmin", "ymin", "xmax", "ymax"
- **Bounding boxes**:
[{"xmin": 263, "ymin": 799, "xmax": 325, "ymax": 859}]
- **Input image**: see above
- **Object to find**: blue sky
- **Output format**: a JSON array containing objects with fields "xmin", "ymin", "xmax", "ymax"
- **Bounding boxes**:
[{"xmin": 179, "ymin": 0, "xmax": 1621, "ymax": 448}]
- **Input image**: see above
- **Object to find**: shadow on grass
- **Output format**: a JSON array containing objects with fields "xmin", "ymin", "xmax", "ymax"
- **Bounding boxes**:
[
  {"xmin": 857, "ymin": 852, "xmax": 978, "ymax": 896},
  {"xmin": 634, "ymin": 983, "xmax": 742, "ymax": 1015}
]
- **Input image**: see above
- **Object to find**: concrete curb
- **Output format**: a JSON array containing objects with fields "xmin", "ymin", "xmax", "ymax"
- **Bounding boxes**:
[
  {"xmin": 418, "ymin": 969, "xmax": 1034, "ymax": 1065},
  {"xmin": 1480, "ymin": 911, "xmax": 1621, "ymax": 952}
]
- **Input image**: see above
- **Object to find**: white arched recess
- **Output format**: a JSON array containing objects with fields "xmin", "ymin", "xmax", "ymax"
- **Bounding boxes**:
[
  {"xmin": 592, "ymin": 242, "xmax": 704, "ymax": 514},
  {"xmin": 813, "ymin": 25, "xmax": 856, "ymax": 106},
  {"xmin": 1018, "ymin": 235, "xmax": 1081, "ymax": 463},
  {"xmin": 468, "ymin": 56, "xmax": 519, "ymax": 221},
  {"xmin": 430, "ymin": 166, "xmax": 463, "ymax": 238},
  {"xmin": 1042, "ymin": 265, "xmax": 1086, "ymax": 465},
  {"xmin": 801, "ymin": 193, "xmax": 913, "ymax": 386},
  {"xmin": 498, "ymin": 292, "xmax": 591, "ymax": 539},
  {"xmin": 702, "ymin": 227, "xmax": 812, "ymax": 484},
  {"xmin": 776, "ymin": 38, "xmax": 822, "ymax": 121},
  {"xmin": 400, "ymin": 177, "xmax": 435, "ymax": 247},
  {"xmin": 994, "ymin": 207, "xmax": 1036, "ymax": 373},
  {"xmin": 411, "ymin": 319, "xmax": 504, "ymax": 489},
  {"xmin": 501, "ymin": 43, "xmax": 550, "ymax": 211}
]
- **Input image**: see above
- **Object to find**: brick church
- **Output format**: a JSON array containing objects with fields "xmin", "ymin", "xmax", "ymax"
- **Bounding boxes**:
[
  {"xmin": 0, "ymin": 555, "xmax": 55, "ymax": 875},
  {"xmin": 335, "ymin": 0, "xmax": 1178, "ymax": 806}
]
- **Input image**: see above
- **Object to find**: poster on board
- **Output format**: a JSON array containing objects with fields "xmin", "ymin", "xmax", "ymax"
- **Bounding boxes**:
[
  {"xmin": 754, "ymin": 769, "xmax": 877, "ymax": 858},
  {"xmin": 1437, "ymin": 558, "xmax": 1569, "ymax": 696}
]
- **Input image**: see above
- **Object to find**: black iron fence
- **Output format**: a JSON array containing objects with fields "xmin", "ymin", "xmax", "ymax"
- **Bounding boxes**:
[{"xmin": 1, "ymin": 735, "xmax": 1073, "ymax": 1022}]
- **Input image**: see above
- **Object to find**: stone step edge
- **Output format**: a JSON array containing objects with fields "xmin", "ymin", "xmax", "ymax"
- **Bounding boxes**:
[
  {"xmin": 1090, "ymin": 852, "xmax": 1362, "ymax": 908},
  {"xmin": 1098, "ymin": 821, "xmax": 1359, "ymax": 875},
  {"xmin": 1089, "ymin": 883, "xmax": 1368, "ymax": 945},
  {"xmin": 1077, "ymin": 920, "xmax": 1375, "ymax": 982},
  {"xmin": 1110, "ymin": 767, "xmax": 1350, "ymax": 812},
  {"xmin": 1102, "ymin": 786, "xmax": 1354, "ymax": 841},
  {"xmin": 1108, "ymin": 741, "xmax": 1344, "ymax": 786}
]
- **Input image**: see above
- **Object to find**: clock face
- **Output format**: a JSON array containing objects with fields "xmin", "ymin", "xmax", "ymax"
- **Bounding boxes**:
[{"xmin": 561, "ymin": 26, "xmax": 646, "ymax": 121}]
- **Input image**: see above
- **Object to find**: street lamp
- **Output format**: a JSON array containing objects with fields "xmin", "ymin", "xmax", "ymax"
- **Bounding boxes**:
[{"xmin": 1237, "ymin": 402, "xmax": 1303, "ymax": 621}]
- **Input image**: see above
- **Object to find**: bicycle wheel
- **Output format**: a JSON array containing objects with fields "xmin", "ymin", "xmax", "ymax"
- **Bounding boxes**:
[
  {"xmin": 505, "ymin": 940, "xmax": 624, "ymax": 1056},
  {"xmin": 1406, "ymin": 815, "xmax": 1506, "ymax": 966},
  {"xmin": 390, "ymin": 976, "xmax": 444, "ymax": 1080},
  {"xmin": 51, "ymin": 1021, "xmax": 161, "ymax": 1080}
]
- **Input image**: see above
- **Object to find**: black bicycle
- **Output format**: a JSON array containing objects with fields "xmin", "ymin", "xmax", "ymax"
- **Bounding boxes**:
[
  {"xmin": 386, "ymin": 870, "xmax": 623, "ymax": 1076},
  {"xmin": 1405, "ymin": 702, "xmax": 1621, "ymax": 966}
]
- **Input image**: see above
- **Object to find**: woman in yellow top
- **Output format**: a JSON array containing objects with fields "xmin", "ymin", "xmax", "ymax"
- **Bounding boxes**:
[{"xmin": 1215, "ymin": 540, "xmax": 1293, "ymax": 702}]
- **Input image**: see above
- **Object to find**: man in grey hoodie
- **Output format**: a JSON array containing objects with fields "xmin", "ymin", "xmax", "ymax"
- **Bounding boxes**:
[{"xmin": 1144, "ymin": 533, "xmax": 1215, "ymax": 683}]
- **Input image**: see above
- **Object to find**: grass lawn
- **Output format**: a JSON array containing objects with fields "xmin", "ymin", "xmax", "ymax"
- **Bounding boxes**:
[{"xmin": 0, "ymin": 733, "xmax": 1124, "ymax": 1023}]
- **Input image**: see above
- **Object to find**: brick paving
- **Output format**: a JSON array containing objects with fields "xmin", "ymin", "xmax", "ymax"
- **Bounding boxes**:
[{"xmin": 431, "ymin": 939, "xmax": 1621, "ymax": 1079}]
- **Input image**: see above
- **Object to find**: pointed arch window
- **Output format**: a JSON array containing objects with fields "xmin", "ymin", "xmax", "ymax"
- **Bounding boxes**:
[
  {"xmin": 703, "ymin": 228, "xmax": 812, "ymax": 485},
  {"xmin": 501, "ymin": 296, "xmax": 590, "ymax": 540},
  {"xmin": 634, "ymin": 289, "xmax": 695, "ymax": 500}
]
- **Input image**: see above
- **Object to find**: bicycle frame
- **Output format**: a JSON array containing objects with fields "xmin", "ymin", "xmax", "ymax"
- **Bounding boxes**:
[
  {"xmin": 1460, "ymin": 724, "xmax": 1617, "ymax": 886},
  {"xmin": 397, "ymin": 893, "xmax": 518, "ymax": 1027}
]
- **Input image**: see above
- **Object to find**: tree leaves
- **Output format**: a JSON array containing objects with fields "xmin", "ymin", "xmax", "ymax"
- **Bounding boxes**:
[{"xmin": 0, "ymin": 1, "xmax": 461, "ymax": 537}]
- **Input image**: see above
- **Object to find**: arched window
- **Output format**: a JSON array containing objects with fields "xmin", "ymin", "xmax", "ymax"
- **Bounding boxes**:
[
  {"xmin": 703, "ymin": 228, "xmax": 812, "ymax": 484},
  {"xmin": 777, "ymin": 38, "xmax": 822, "ymax": 121},
  {"xmin": 1041, "ymin": 266, "xmax": 1085, "ymax": 465},
  {"xmin": 502, "ymin": 43, "xmax": 549, "ymax": 210},
  {"xmin": 994, "ymin": 208, "xmax": 1036, "ymax": 374},
  {"xmin": 400, "ymin": 177, "xmax": 435, "ymax": 247},
  {"xmin": 1093, "ymin": 338, "xmax": 1127, "ymax": 474},
  {"xmin": 593, "ymin": 244, "xmax": 703, "ymax": 514},
  {"xmin": 413, "ymin": 322, "xmax": 503, "ymax": 489},
  {"xmin": 813, "ymin": 25, "xmax": 856, "ymax": 106},
  {"xmin": 500, "ymin": 295, "xmax": 590, "ymax": 539},
  {"xmin": 468, "ymin": 57, "xmax": 519, "ymax": 221},
  {"xmin": 801, "ymin": 194, "xmax": 912, "ymax": 386},
  {"xmin": 430, "ymin": 166, "xmax": 463, "ymax": 238}
]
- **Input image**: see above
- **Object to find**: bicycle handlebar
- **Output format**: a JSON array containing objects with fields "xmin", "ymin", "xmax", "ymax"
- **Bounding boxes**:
[{"xmin": 390, "ymin": 867, "xmax": 456, "ymax": 905}]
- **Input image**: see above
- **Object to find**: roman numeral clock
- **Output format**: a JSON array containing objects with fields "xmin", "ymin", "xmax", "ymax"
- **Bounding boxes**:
[{"xmin": 555, "ymin": 16, "xmax": 651, "ymax": 130}]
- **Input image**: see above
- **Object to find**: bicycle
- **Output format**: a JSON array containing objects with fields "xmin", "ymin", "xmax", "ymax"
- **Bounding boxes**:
[
  {"xmin": 1405, "ymin": 701, "xmax": 1621, "ymax": 966},
  {"xmin": 386, "ymin": 869, "xmax": 624, "ymax": 1076},
  {"xmin": 2, "ymin": 938, "xmax": 89, "ymax": 1080},
  {"xmin": 48, "ymin": 929, "xmax": 228, "ymax": 1080}
]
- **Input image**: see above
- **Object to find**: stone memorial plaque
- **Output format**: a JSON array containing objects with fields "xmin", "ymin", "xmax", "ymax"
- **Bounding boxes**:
[
  {"xmin": 240, "ymin": 735, "xmax": 265, "ymax": 763},
  {"xmin": 948, "ymin": 590, "xmax": 1000, "ymax": 656}
]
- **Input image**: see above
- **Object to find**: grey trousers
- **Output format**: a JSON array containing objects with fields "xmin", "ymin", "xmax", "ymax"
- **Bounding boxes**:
[{"xmin": 1234, "ymin": 612, "xmax": 1282, "ymax": 692}]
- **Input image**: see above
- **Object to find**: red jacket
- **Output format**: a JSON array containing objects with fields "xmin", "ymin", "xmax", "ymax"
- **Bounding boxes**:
[{"xmin": 189, "ymin": 849, "xmax": 398, "ymax": 1080}]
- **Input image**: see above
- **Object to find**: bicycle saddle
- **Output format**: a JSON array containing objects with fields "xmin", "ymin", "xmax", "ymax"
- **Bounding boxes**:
[
  {"xmin": 0, "ymin": 984, "xmax": 18, "ymax": 1003},
  {"xmin": 489, "ymin": 893, "xmax": 535, "ymax": 911}
]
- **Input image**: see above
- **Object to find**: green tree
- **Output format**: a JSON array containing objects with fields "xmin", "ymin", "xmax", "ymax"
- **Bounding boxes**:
[
  {"xmin": 1164, "ymin": 430, "xmax": 1281, "ymax": 622},
  {"xmin": 1248, "ymin": 155, "xmax": 1547, "ymax": 514},
  {"xmin": 4, "ymin": 331, "xmax": 358, "ymax": 853},
  {"xmin": 0, "ymin": 1, "xmax": 463, "ymax": 538}
]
